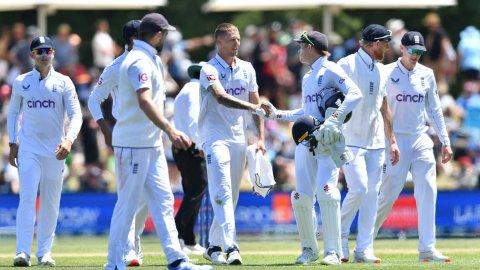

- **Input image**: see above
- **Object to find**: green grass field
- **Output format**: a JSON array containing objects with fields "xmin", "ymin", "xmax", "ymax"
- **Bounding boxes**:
[{"xmin": 0, "ymin": 235, "xmax": 478, "ymax": 269}]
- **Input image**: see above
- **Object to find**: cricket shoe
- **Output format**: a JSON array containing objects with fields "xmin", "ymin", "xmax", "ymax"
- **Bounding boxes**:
[
  {"xmin": 295, "ymin": 247, "xmax": 319, "ymax": 265},
  {"xmin": 341, "ymin": 238, "xmax": 349, "ymax": 262},
  {"xmin": 419, "ymin": 249, "xmax": 451, "ymax": 262},
  {"xmin": 226, "ymin": 246, "xmax": 242, "ymax": 265},
  {"xmin": 13, "ymin": 252, "xmax": 31, "ymax": 267},
  {"xmin": 321, "ymin": 250, "xmax": 341, "ymax": 265},
  {"xmin": 354, "ymin": 249, "xmax": 382, "ymax": 263},
  {"xmin": 180, "ymin": 239, "xmax": 206, "ymax": 256},
  {"xmin": 168, "ymin": 259, "xmax": 213, "ymax": 270},
  {"xmin": 124, "ymin": 252, "xmax": 142, "ymax": 267},
  {"xmin": 202, "ymin": 246, "xmax": 226, "ymax": 265},
  {"xmin": 37, "ymin": 254, "xmax": 56, "ymax": 267}
]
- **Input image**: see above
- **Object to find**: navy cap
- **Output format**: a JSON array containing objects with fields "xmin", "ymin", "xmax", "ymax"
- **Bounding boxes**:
[
  {"xmin": 139, "ymin": 13, "xmax": 176, "ymax": 33},
  {"xmin": 30, "ymin": 36, "xmax": 54, "ymax": 51},
  {"xmin": 292, "ymin": 115, "xmax": 322, "ymax": 145},
  {"xmin": 187, "ymin": 62, "xmax": 206, "ymax": 79},
  {"xmin": 361, "ymin": 24, "xmax": 392, "ymax": 42},
  {"xmin": 401, "ymin": 31, "xmax": 427, "ymax": 51},
  {"xmin": 294, "ymin": 31, "xmax": 328, "ymax": 51},
  {"xmin": 123, "ymin": 20, "xmax": 141, "ymax": 44}
]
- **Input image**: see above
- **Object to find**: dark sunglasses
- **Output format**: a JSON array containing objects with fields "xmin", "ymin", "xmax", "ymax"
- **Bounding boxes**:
[
  {"xmin": 407, "ymin": 48, "xmax": 425, "ymax": 56},
  {"xmin": 32, "ymin": 48, "xmax": 54, "ymax": 56}
]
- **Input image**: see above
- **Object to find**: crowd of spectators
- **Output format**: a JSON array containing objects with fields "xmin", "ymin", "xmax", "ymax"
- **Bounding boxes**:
[{"xmin": 1, "ymin": 13, "xmax": 479, "ymax": 194}]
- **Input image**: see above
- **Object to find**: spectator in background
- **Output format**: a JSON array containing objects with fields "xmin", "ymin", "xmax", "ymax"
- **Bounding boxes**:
[
  {"xmin": 457, "ymin": 26, "xmax": 480, "ymax": 83},
  {"xmin": 8, "ymin": 26, "xmax": 39, "ymax": 75},
  {"xmin": 52, "ymin": 23, "xmax": 77, "ymax": 71},
  {"xmin": 327, "ymin": 32, "xmax": 346, "ymax": 63},
  {"xmin": 92, "ymin": 19, "xmax": 115, "ymax": 72},
  {"xmin": 384, "ymin": 18, "xmax": 407, "ymax": 64},
  {"xmin": 422, "ymin": 12, "xmax": 457, "ymax": 91}
]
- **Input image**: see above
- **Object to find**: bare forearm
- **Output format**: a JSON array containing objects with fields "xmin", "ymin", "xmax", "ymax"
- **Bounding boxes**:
[
  {"xmin": 253, "ymin": 114, "xmax": 265, "ymax": 140},
  {"xmin": 139, "ymin": 99, "xmax": 175, "ymax": 135},
  {"xmin": 381, "ymin": 105, "xmax": 396, "ymax": 145},
  {"xmin": 217, "ymin": 94, "xmax": 254, "ymax": 110}
]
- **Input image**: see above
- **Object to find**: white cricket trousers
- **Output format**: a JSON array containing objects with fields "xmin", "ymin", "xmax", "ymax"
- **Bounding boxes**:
[
  {"xmin": 203, "ymin": 141, "xmax": 246, "ymax": 250},
  {"xmin": 341, "ymin": 147, "xmax": 384, "ymax": 252},
  {"xmin": 105, "ymin": 147, "xmax": 186, "ymax": 270},
  {"xmin": 376, "ymin": 133, "xmax": 437, "ymax": 252},
  {"xmin": 16, "ymin": 150, "xmax": 64, "ymax": 258}
]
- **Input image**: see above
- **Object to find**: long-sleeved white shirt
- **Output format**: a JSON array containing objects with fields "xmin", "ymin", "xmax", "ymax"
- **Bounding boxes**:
[
  {"xmin": 337, "ymin": 48, "xmax": 388, "ymax": 149},
  {"xmin": 88, "ymin": 50, "xmax": 128, "ymax": 121},
  {"xmin": 384, "ymin": 59, "xmax": 450, "ymax": 146},
  {"xmin": 7, "ymin": 67, "xmax": 83, "ymax": 157},
  {"xmin": 173, "ymin": 79, "xmax": 200, "ymax": 145}
]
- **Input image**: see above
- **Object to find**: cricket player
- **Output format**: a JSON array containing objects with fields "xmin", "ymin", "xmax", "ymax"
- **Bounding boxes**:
[
  {"xmin": 104, "ymin": 13, "xmax": 211, "ymax": 270},
  {"xmin": 260, "ymin": 31, "xmax": 362, "ymax": 265},
  {"xmin": 199, "ymin": 23, "xmax": 265, "ymax": 265},
  {"xmin": 8, "ymin": 36, "xmax": 83, "ymax": 267},
  {"xmin": 374, "ymin": 31, "xmax": 452, "ymax": 263},
  {"xmin": 337, "ymin": 24, "xmax": 400, "ymax": 263},
  {"xmin": 88, "ymin": 19, "xmax": 148, "ymax": 267}
]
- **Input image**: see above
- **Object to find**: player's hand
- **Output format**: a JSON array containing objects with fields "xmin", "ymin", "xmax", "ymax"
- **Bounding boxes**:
[
  {"xmin": 441, "ymin": 145, "xmax": 453, "ymax": 164},
  {"xmin": 315, "ymin": 124, "xmax": 341, "ymax": 145},
  {"xmin": 55, "ymin": 139, "xmax": 72, "ymax": 160},
  {"xmin": 9, "ymin": 144, "xmax": 18, "ymax": 167},
  {"xmin": 255, "ymin": 139, "xmax": 266, "ymax": 155},
  {"xmin": 169, "ymin": 130, "xmax": 192, "ymax": 150},
  {"xmin": 98, "ymin": 119, "xmax": 112, "ymax": 148},
  {"xmin": 261, "ymin": 100, "xmax": 277, "ymax": 120},
  {"xmin": 389, "ymin": 142, "xmax": 400, "ymax": 166}
]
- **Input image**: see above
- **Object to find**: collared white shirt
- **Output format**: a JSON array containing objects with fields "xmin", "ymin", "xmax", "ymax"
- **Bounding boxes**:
[
  {"xmin": 198, "ymin": 54, "xmax": 258, "ymax": 145},
  {"xmin": 7, "ymin": 67, "xmax": 82, "ymax": 157},
  {"xmin": 112, "ymin": 39, "xmax": 166, "ymax": 148},
  {"xmin": 385, "ymin": 59, "xmax": 450, "ymax": 146},
  {"xmin": 300, "ymin": 56, "xmax": 362, "ymax": 121},
  {"xmin": 88, "ymin": 50, "xmax": 128, "ymax": 121},
  {"xmin": 173, "ymin": 78, "xmax": 201, "ymax": 145},
  {"xmin": 338, "ymin": 48, "xmax": 388, "ymax": 149}
]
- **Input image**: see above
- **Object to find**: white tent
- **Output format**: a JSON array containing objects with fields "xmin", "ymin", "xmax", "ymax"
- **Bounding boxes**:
[
  {"xmin": 0, "ymin": 0, "xmax": 167, "ymax": 35},
  {"xmin": 202, "ymin": 0, "xmax": 457, "ymax": 35}
]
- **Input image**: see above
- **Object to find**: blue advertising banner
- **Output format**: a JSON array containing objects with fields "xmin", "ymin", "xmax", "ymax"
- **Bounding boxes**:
[{"xmin": 0, "ymin": 191, "xmax": 479, "ymax": 235}]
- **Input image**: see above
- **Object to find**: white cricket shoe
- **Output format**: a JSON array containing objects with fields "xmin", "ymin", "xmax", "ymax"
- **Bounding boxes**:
[
  {"xmin": 321, "ymin": 250, "xmax": 341, "ymax": 265},
  {"xmin": 419, "ymin": 249, "xmax": 451, "ymax": 262},
  {"xmin": 168, "ymin": 260, "xmax": 213, "ymax": 270},
  {"xmin": 295, "ymin": 247, "xmax": 319, "ymax": 265},
  {"xmin": 226, "ymin": 247, "xmax": 242, "ymax": 265},
  {"xmin": 341, "ymin": 238, "xmax": 349, "ymax": 262},
  {"xmin": 37, "ymin": 254, "xmax": 56, "ymax": 267},
  {"xmin": 354, "ymin": 249, "xmax": 382, "ymax": 263},
  {"xmin": 202, "ymin": 246, "xmax": 226, "ymax": 265},
  {"xmin": 13, "ymin": 252, "xmax": 31, "ymax": 267},
  {"xmin": 180, "ymin": 239, "xmax": 206, "ymax": 256},
  {"xmin": 124, "ymin": 252, "xmax": 142, "ymax": 267}
]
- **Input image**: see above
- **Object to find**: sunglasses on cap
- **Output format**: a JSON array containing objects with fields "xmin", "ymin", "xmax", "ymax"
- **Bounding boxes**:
[
  {"xmin": 300, "ymin": 31, "xmax": 315, "ymax": 47},
  {"xmin": 407, "ymin": 48, "xmax": 425, "ymax": 56},
  {"xmin": 32, "ymin": 48, "xmax": 54, "ymax": 56}
]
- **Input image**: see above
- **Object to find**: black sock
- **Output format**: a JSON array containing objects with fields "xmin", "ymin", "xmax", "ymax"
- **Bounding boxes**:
[{"xmin": 169, "ymin": 259, "xmax": 185, "ymax": 267}]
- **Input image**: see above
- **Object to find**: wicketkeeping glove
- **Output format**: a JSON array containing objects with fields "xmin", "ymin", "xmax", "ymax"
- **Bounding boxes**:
[{"xmin": 315, "ymin": 107, "xmax": 344, "ymax": 145}]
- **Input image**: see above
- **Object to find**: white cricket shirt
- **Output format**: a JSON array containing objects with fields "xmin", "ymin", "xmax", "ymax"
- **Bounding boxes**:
[
  {"xmin": 198, "ymin": 54, "xmax": 258, "ymax": 145},
  {"xmin": 7, "ymin": 67, "xmax": 82, "ymax": 157},
  {"xmin": 338, "ymin": 49, "xmax": 388, "ymax": 149},
  {"xmin": 88, "ymin": 50, "xmax": 128, "ymax": 121},
  {"xmin": 173, "ymin": 79, "xmax": 201, "ymax": 145},
  {"xmin": 385, "ymin": 60, "xmax": 450, "ymax": 146},
  {"xmin": 112, "ymin": 40, "xmax": 166, "ymax": 148},
  {"xmin": 299, "ymin": 56, "xmax": 362, "ymax": 122}
]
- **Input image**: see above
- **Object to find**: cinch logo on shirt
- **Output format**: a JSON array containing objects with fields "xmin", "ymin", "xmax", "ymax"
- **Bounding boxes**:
[
  {"xmin": 27, "ymin": 99, "xmax": 56, "ymax": 108},
  {"xmin": 225, "ymin": 86, "xmax": 246, "ymax": 96},
  {"xmin": 395, "ymin": 93, "xmax": 424, "ymax": 103},
  {"xmin": 304, "ymin": 93, "xmax": 321, "ymax": 103}
]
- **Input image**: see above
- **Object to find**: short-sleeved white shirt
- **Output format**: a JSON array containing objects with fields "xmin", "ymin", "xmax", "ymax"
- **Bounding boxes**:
[
  {"xmin": 301, "ymin": 56, "xmax": 362, "ymax": 121},
  {"xmin": 7, "ymin": 68, "xmax": 82, "ymax": 157},
  {"xmin": 173, "ymin": 79, "xmax": 201, "ymax": 145},
  {"xmin": 88, "ymin": 50, "xmax": 128, "ymax": 121},
  {"xmin": 384, "ymin": 60, "xmax": 450, "ymax": 146},
  {"xmin": 337, "ymin": 49, "xmax": 388, "ymax": 149},
  {"xmin": 198, "ymin": 54, "xmax": 258, "ymax": 145},
  {"xmin": 112, "ymin": 40, "xmax": 166, "ymax": 148}
]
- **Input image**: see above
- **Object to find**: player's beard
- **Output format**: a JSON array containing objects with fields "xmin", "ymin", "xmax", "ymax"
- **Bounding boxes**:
[{"xmin": 155, "ymin": 42, "xmax": 164, "ymax": 53}]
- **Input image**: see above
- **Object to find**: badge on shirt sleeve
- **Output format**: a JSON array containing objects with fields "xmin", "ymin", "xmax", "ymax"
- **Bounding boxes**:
[
  {"xmin": 138, "ymin": 73, "xmax": 148, "ymax": 82},
  {"xmin": 207, "ymin": 74, "xmax": 216, "ymax": 81}
]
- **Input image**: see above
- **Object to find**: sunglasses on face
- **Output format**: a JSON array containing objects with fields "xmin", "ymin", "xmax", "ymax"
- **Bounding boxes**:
[
  {"xmin": 407, "ymin": 48, "xmax": 425, "ymax": 56},
  {"xmin": 32, "ymin": 48, "xmax": 54, "ymax": 56},
  {"xmin": 301, "ymin": 31, "xmax": 315, "ymax": 47}
]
